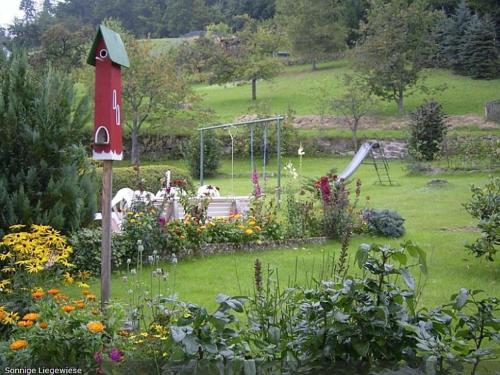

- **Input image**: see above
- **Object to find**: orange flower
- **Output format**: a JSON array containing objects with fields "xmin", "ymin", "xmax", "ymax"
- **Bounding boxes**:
[
  {"xmin": 74, "ymin": 300, "xmax": 85, "ymax": 309},
  {"xmin": 47, "ymin": 288, "xmax": 60, "ymax": 296},
  {"xmin": 22, "ymin": 313, "xmax": 39, "ymax": 321},
  {"xmin": 86, "ymin": 321, "xmax": 105, "ymax": 333},
  {"xmin": 118, "ymin": 330, "xmax": 130, "ymax": 337},
  {"xmin": 10, "ymin": 339, "xmax": 28, "ymax": 350},
  {"xmin": 62, "ymin": 305, "xmax": 75, "ymax": 313},
  {"xmin": 32, "ymin": 290, "xmax": 45, "ymax": 299},
  {"xmin": 17, "ymin": 320, "xmax": 33, "ymax": 328},
  {"xmin": 39, "ymin": 322, "xmax": 48, "ymax": 329},
  {"xmin": 82, "ymin": 290, "xmax": 91, "ymax": 296},
  {"xmin": 54, "ymin": 294, "xmax": 69, "ymax": 303},
  {"xmin": 91, "ymin": 308, "xmax": 100, "ymax": 316},
  {"xmin": 85, "ymin": 294, "xmax": 97, "ymax": 301}
]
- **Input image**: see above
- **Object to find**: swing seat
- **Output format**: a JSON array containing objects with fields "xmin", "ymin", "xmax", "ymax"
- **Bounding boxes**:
[{"xmin": 206, "ymin": 196, "xmax": 251, "ymax": 218}]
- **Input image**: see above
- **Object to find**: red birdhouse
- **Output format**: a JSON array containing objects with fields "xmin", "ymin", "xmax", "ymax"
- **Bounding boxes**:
[{"xmin": 87, "ymin": 25, "xmax": 130, "ymax": 160}]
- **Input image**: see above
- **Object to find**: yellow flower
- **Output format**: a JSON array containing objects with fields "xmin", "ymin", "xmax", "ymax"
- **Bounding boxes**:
[
  {"xmin": 10, "ymin": 339, "xmax": 28, "ymax": 350},
  {"xmin": 22, "ymin": 313, "xmax": 39, "ymax": 321},
  {"xmin": 9, "ymin": 224, "xmax": 26, "ymax": 230},
  {"xmin": 86, "ymin": 321, "xmax": 105, "ymax": 333},
  {"xmin": 2, "ymin": 311, "xmax": 19, "ymax": 325},
  {"xmin": 39, "ymin": 322, "xmax": 48, "ymax": 329},
  {"xmin": 248, "ymin": 220, "xmax": 256, "ymax": 226},
  {"xmin": 63, "ymin": 272, "xmax": 74, "ymax": 285},
  {"xmin": 77, "ymin": 282, "xmax": 90, "ymax": 289},
  {"xmin": 245, "ymin": 229, "xmax": 254, "ymax": 235},
  {"xmin": 0, "ymin": 279, "xmax": 11, "ymax": 288},
  {"xmin": 62, "ymin": 305, "xmax": 75, "ymax": 313}
]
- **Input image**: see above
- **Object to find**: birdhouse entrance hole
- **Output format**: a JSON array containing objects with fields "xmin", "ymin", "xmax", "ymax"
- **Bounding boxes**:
[
  {"xmin": 95, "ymin": 126, "xmax": 110, "ymax": 145},
  {"xmin": 99, "ymin": 49, "xmax": 108, "ymax": 59}
]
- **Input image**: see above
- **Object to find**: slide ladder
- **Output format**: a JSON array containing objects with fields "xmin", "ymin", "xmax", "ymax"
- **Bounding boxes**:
[{"xmin": 338, "ymin": 141, "xmax": 393, "ymax": 185}]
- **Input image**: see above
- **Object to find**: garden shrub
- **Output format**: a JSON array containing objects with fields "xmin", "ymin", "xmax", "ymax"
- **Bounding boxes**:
[
  {"xmin": 96, "ymin": 164, "xmax": 192, "ymax": 196},
  {"xmin": 317, "ymin": 176, "xmax": 363, "ymax": 240},
  {"xmin": 187, "ymin": 130, "xmax": 221, "ymax": 178},
  {"xmin": 363, "ymin": 208, "xmax": 406, "ymax": 238},
  {"xmin": 463, "ymin": 176, "xmax": 500, "ymax": 261},
  {"xmin": 69, "ymin": 228, "xmax": 130, "ymax": 275},
  {"xmin": 408, "ymin": 100, "xmax": 447, "ymax": 161}
]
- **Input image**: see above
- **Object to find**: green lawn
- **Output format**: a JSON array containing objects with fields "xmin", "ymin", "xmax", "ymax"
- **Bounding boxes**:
[
  {"xmin": 194, "ymin": 60, "xmax": 500, "ymax": 122},
  {"xmin": 78, "ymin": 157, "xmax": 500, "ymax": 311}
]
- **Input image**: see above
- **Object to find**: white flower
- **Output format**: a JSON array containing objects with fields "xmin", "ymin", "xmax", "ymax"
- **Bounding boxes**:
[
  {"xmin": 126, "ymin": 258, "xmax": 132, "ymax": 264},
  {"xmin": 148, "ymin": 255, "xmax": 154, "ymax": 263},
  {"xmin": 171, "ymin": 254, "xmax": 178, "ymax": 264},
  {"xmin": 298, "ymin": 143, "xmax": 305, "ymax": 156},
  {"xmin": 130, "ymin": 268, "xmax": 137, "ymax": 275}
]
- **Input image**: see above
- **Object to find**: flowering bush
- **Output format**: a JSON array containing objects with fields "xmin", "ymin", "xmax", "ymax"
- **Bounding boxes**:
[
  {"xmin": 0, "ymin": 284, "xmax": 126, "ymax": 369},
  {"xmin": 0, "ymin": 225, "xmax": 74, "ymax": 316}
]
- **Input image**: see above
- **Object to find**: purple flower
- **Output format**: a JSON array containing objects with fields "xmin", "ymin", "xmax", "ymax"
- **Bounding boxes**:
[
  {"xmin": 252, "ymin": 169, "xmax": 262, "ymax": 198},
  {"xmin": 93, "ymin": 351, "xmax": 103, "ymax": 364},
  {"xmin": 108, "ymin": 348, "xmax": 123, "ymax": 362}
]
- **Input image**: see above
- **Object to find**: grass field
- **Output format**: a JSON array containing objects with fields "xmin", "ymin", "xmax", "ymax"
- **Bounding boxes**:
[
  {"xmin": 194, "ymin": 60, "xmax": 500, "ymax": 122},
  {"xmin": 75, "ymin": 157, "xmax": 500, "ymax": 312}
]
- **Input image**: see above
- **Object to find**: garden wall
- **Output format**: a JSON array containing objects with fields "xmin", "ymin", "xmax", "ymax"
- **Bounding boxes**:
[
  {"xmin": 118, "ymin": 133, "xmax": 409, "ymax": 160},
  {"xmin": 175, "ymin": 237, "xmax": 328, "ymax": 259}
]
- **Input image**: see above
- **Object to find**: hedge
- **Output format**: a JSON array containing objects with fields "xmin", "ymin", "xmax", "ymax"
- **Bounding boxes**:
[{"xmin": 95, "ymin": 164, "xmax": 193, "ymax": 196}]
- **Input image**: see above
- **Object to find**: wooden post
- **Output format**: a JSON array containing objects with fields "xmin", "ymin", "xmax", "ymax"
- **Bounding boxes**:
[{"xmin": 101, "ymin": 160, "xmax": 113, "ymax": 309}]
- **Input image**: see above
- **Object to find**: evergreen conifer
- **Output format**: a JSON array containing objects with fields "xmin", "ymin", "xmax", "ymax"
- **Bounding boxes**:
[{"xmin": 0, "ymin": 53, "xmax": 97, "ymax": 236}]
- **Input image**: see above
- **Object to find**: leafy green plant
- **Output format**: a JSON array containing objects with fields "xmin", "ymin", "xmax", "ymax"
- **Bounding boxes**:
[
  {"xmin": 363, "ymin": 209, "xmax": 406, "ymax": 238},
  {"xmin": 412, "ymin": 289, "xmax": 500, "ymax": 375},
  {"xmin": 96, "ymin": 164, "xmax": 192, "ymax": 196},
  {"xmin": 69, "ymin": 228, "xmax": 131, "ymax": 275},
  {"xmin": 408, "ymin": 100, "xmax": 448, "ymax": 161},
  {"xmin": 463, "ymin": 176, "xmax": 500, "ymax": 261},
  {"xmin": 187, "ymin": 131, "xmax": 221, "ymax": 178}
]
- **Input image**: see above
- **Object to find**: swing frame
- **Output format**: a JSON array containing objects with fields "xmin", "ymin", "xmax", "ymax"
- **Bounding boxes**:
[{"xmin": 198, "ymin": 116, "xmax": 284, "ymax": 201}]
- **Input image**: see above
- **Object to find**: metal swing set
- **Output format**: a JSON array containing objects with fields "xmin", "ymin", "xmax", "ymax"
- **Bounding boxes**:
[{"xmin": 198, "ymin": 116, "xmax": 284, "ymax": 211}]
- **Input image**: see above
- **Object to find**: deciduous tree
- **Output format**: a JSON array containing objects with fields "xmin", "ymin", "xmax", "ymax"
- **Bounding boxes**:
[
  {"xmin": 354, "ymin": 0, "xmax": 435, "ymax": 114},
  {"xmin": 276, "ymin": 0, "xmax": 346, "ymax": 70}
]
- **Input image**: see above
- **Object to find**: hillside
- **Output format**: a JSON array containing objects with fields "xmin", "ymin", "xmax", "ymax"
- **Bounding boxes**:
[{"xmin": 192, "ymin": 60, "xmax": 500, "ymax": 123}]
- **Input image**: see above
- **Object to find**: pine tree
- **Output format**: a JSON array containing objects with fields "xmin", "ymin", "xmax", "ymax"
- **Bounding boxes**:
[
  {"xmin": 442, "ymin": 0, "xmax": 472, "ymax": 74},
  {"xmin": 0, "ymin": 53, "xmax": 97, "ymax": 236},
  {"xmin": 460, "ymin": 15, "xmax": 499, "ymax": 79}
]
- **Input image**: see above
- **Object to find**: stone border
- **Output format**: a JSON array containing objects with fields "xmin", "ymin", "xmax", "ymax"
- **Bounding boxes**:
[{"xmin": 176, "ymin": 237, "xmax": 328, "ymax": 259}]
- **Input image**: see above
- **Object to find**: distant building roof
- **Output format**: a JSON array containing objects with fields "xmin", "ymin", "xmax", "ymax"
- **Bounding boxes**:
[{"xmin": 87, "ymin": 25, "xmax": 130, "ymax": 68}]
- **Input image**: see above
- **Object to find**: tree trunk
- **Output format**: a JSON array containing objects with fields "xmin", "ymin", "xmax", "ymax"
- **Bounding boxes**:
[
  {"xmin": 352, "ymin": 128, "xmax": 358, "ymax": 151},
  {"xmin": 251, "ymin": 78, "xmax": 257, "ymax": 101},
  {"xmin": 131, "ymin": 126, "xmax": 139, "ymax": 165},
  {"xmin": 397, "ymin": 88, "xmax": 404, "ymax": 115}
]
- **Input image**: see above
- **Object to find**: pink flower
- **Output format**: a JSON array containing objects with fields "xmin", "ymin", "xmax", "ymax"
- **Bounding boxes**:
[
  {"xmin": 319, "ymin": 176, "xmax": 331, "ymax": 204},
  {"xmin": 93, "ymin": 351, "xmax": 102, "ymax": 364},
  {"xmin": 252, "ymin": 169, "xmax": 262, "ymax": 198}
]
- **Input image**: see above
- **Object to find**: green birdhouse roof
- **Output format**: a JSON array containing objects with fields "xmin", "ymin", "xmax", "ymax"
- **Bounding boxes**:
[{"xmin": 87, "ymin": 25, "xmax": 130, "ymax": 68}]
